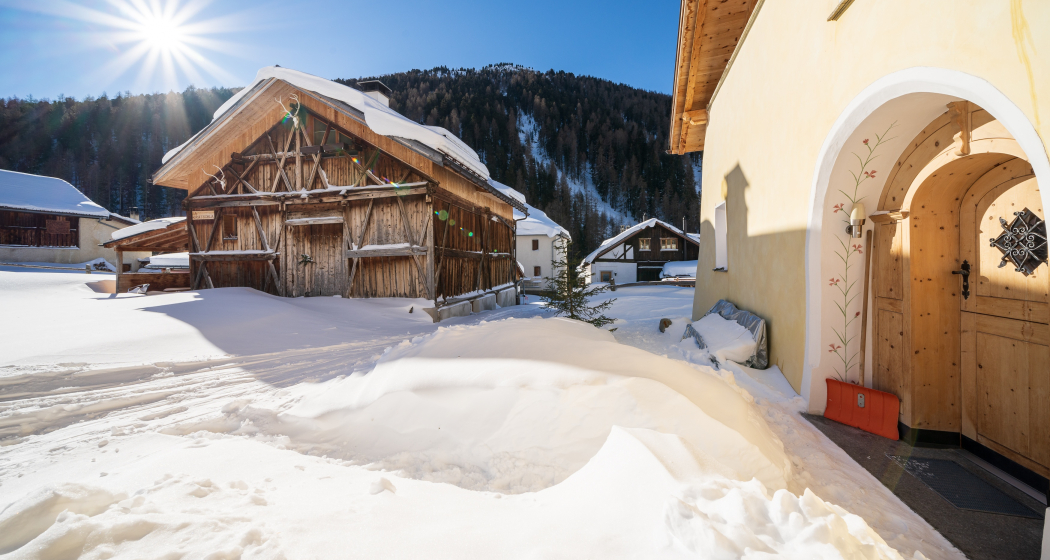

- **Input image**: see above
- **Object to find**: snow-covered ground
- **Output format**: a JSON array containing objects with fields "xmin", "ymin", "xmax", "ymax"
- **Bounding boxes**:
[{"xmin": 0, "ymin": 272, "xmax": 960, "ymax": 559}]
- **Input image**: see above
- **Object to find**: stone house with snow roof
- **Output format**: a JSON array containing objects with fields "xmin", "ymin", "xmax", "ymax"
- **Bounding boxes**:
[
  {"xmin": 0, "ymin": 169, "xmax": 146, "ymax": 270},
  {"xmin": 581, "ymin": 218, "xmax": 699, "ymax": 284},
  {"xmin": 150, "ymin": 67, "xmax": 527, "ymax": 315}
]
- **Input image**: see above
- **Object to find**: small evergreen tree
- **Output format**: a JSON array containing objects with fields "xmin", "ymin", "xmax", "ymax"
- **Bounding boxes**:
[{"xmin": 541, "ymin": 242, "xmax": 616, "ymax": 327}]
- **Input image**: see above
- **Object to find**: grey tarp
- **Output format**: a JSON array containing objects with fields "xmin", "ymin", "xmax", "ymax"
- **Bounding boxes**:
[{"xmin": 682, "ymin": 299, "xmax": 769, "ymax": 369}]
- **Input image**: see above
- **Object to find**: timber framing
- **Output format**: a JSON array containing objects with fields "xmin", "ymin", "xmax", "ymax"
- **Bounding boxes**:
[
  {"xmin": 669, "ymin": 0, "xmax": 759, "ymax": 154},
  {"xmin": 151, "ymin": 77, "xmax": 519, "ymax": 305}
]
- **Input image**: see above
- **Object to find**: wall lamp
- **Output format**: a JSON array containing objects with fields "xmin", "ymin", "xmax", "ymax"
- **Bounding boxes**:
[{"xmin": 846, "ymin": 202, "xmax": 866, "ymax": 238}]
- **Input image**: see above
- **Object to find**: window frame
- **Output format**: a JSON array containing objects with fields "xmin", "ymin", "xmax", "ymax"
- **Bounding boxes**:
[
  {"xmin": 638, "ymin": 237, "xmax": 651, "ymax": 251},
  {"xmin": 531, "ymin": 239, "xmax": 539, "ymax": 251},
  {"xmin": 600, "ymin": 271, "xmax": 613, "ymax": 282},
  {"xmin": 222, "ymin": 214, "xmax": 238, "ymax": 241},
  {"xmin": 533, "ymin": 265, "xmax": 542, "ymax": 277},
  {"xmin": 660, "ymin": 237, "xmax": 678, "ymax": 251}
]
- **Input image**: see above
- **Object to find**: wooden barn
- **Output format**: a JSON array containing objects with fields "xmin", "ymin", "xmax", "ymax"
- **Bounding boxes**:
[
  {"xmin": 581, "ymin": 218, "xmax": 700, "ymax": 283},
  {"xmin": 151, "ymin": 67, "xmax": 527, "ymax": 315}
]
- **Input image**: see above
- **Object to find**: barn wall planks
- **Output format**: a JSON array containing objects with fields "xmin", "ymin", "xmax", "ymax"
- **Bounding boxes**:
[{"xmin": 176, "ymin": 84, "xmax": 520, "ymax": 302}]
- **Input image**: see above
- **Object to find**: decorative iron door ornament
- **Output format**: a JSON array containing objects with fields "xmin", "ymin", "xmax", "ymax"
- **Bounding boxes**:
[{"xmin": 989, "ymin": 207, "xmax": 1048, "ymax": 276}]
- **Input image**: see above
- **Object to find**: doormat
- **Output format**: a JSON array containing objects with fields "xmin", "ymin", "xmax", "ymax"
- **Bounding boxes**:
[{"xmin": 889, "ymin": 455, "xmax": 1042, "ymax": 518}]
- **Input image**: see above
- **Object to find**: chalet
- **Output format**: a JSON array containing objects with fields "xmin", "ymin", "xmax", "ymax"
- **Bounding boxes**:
[
  {"xmin": 673, "ymin": 1, "xmax": 1050, "ymax": 481},
  {"xmin": 515, "ymin": 202, "xmax": 570, "ymax": 292},
  {"xmin": 150, "ymin": 67, "xmax": 527, "ymax": 315},
  {"xmin": 581, "ymin": 218, "xmax": 699, "ymax": 284},
  {"xmin": 0, "ymin": 170, "xmax": 144, "ymax": 269}
]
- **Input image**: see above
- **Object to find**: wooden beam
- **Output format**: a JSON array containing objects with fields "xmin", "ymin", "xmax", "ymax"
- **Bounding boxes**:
[
  {"xmin": 827, "ymin": 0, "xmax": 855, "ymax": 21},
  {"xmin": 190, "ymin": 252, "xmax": 279, "ymax": 261},
  {"xmin": 395, "ymin": 194, "xmax": 431, "ymax": 298},
  {"xmin": 285, "ymin": 216, "xmax": 344, "ymax": 226},
  {"xmin": 345, "ymin": 246, "xmax": 428, "ymax": 259},
  {"xmin": 346, "ymin": 198, "xmax": 374, "ymax": 297}
]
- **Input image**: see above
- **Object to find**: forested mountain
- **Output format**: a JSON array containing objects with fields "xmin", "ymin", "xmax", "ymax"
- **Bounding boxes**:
[
  {"xmin": 0, "ymin": 64, "xmax": 700, "ymax": 256},
  {"xmin": 0, "ymin": 87, "xmax": 237, "ymax": 219},
  {"xmin": 345, "ymin": 64, "xmax": 701, "ymax": 253}
]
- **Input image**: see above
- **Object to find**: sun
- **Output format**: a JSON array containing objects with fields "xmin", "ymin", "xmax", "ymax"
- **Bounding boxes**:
[
  {"xmin": 24, "ymin": 0, "xmax": 244, "ymax": 93},
  {"xmin": 138, "ymin": 13, "xmax": 187, "ymax": 54}
]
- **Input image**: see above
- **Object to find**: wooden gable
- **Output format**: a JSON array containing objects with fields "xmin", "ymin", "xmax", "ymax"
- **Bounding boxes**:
[{"xmin": 669, "ymin": 0, "xmax": 759, "ymax": 154}]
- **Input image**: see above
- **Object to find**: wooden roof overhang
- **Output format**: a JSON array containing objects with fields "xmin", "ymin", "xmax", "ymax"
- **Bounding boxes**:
[
  {"xmin": 102, "ymin": 221, "xmax": 189, "ymax": 253},
  {"xmin": 669, "ymin": 0, "xmax": 760, "ymax": 155},
  {"xmin": 151, "ymin": 78, "xmax": 527, "ymax": 214}
]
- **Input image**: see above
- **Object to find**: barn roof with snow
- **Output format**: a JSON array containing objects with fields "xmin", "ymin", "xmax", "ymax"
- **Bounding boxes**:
[
  {"xmin": 0, "ymin": 169, "xmax": 112, "ymax": 218},
  {"xmin": 155, "ymin": 66, "xmax": 527, "ymax": 213}
]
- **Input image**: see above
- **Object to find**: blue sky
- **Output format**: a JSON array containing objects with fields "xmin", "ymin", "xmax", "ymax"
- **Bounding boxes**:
[{"xmin": 0, "ymin": 0, "xmax": 681, "ymax": 100}]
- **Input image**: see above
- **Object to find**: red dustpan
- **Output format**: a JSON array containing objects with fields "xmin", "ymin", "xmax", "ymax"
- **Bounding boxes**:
[{"xmin": 824, "ymin": 378, "xmax": 900, "ymax": 440}]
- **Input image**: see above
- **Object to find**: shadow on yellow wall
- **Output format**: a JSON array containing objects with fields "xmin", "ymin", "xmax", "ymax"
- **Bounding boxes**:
[{"xmin": 694, "ymin": 163, "xmax": 808, "ymax": 392}]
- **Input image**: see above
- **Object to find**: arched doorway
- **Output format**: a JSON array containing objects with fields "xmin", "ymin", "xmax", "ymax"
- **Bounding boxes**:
[{"xmin": 871, "ymin": 102, "xmax": 1047, "ymax": 476}]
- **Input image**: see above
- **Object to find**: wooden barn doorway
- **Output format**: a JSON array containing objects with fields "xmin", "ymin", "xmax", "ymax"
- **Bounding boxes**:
[
  {"xmin": 287, "ymin": 221, "xmax": 346, "ymax": 297},
  {"xmin": 871, "ymin": 102, "xmax": 1049, "ymax": 480}
]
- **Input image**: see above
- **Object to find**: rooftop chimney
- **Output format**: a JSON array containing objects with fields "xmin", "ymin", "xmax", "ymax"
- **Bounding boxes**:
[
  {"xmin": 129, "ymin": 207, "xmax": 141, "ymax": 221},
  {"xmin": 357, "ymin": 80, "xmax": 392, "ymax": 107}
]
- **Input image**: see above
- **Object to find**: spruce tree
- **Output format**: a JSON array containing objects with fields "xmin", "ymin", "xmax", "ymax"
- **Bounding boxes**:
[{"xmin": 540, "ymin": 242, "xmax": 616, "ymax": 327}]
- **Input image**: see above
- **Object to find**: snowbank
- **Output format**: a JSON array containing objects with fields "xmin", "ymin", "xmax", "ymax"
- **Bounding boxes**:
[
  {"xmin": 145, "ymin": 252, "xmax": 189, "ymax": 269},
  {"xmin": 661, "ymin": 260, "xmax": 697, "ymax": 278},
  {"xmin": 0, "ymin": 170, "xmax": 111, "ymax": 218},
  {"xmin": 110, "ymin": 217, "xmax": 185, "ymax": 241}
]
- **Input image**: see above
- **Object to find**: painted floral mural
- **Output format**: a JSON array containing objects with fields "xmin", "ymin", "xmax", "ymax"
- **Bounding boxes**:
[{"xmin": 828, "ymin": 123, "xmax": 895, "ymax": 383}]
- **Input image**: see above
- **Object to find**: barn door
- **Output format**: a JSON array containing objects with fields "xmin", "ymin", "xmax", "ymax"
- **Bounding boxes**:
[
  {"xmin": 960, "ymin": 174, "xmax": 1050, "ymax": 475},
  {"xmin": 289, "ymin": 223, "xmax": 346, "ymax": 297}
]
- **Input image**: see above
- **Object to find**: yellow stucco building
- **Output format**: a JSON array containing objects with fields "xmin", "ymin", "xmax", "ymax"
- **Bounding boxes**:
[{"xmin": 673, "ymin": 0, "xmax": 1050, "ymax": 477}]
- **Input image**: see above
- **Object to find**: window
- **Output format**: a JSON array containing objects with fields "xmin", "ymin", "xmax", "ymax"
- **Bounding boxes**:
[
  {"xmin": 600, "ymin": 271, "xmax": 613, "ymax": 282},
  {"xmin": 714, "ymin": 201, "xmax": 728, "ymax": 271},
  {"xmin": 638, "ymin": 238, "xmax": 651, "ymax": 251},
  {"xmin": 223, "ymin": 214, "xmax": 238, "ymax": 241},
  {"xmin": 532, "ymin": 239, "xmax": 539, "ymax": 251},
  {"xmin": 313, "ymin": 118, "xmax": 354, "ymax": 148},
  {"xmin": 660, "ymin": 238, "xmax": 678, "ymax": 251},
  {"xmin": 533, "ymin": 266, "xmax": 542, "ymax": 277},
  {"xmin": 0, "ymin": 210, "xmax": 78, "ymax": 248}
]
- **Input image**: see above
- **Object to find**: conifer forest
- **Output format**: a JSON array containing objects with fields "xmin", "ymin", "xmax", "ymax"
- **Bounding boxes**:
[{"xmin": 0, "ymin": 64, "xmax": 700, "ymax": 256}]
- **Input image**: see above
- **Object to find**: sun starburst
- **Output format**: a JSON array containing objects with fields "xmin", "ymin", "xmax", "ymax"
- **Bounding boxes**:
[{"xmin": 17, "ymin": 0, "xmax": 245, "ymax": 93}]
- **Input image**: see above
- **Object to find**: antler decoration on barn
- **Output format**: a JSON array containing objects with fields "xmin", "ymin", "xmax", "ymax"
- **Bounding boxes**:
[
  {"xmin": 276, "ymin": 94, "xmax": 301, "ymax": 129},
  {"xmin": 203, "ymin": 165, "xmax": 226, "ymax": 192}
]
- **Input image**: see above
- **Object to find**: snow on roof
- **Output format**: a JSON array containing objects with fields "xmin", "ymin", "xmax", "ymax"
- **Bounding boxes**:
[
  {"xmin": 145, "ymin": 252, "xmax": 189, "ymax": 268},
  {"xmin": 111, "ymin": 217, "xmax": 186, "ymax": 241},
  {"xmin": 162, "ymin": 66, "xmax": 491, "ymax": 181},
  {"xmin": 0, "ymin": 169, "xmax": 111, "ymax": 218},
  {"xmin": 514, "ymin": 202, "xmax": 570, "ymax": 239},
  {"xmin": 582, "ymin": 218, "xmax": 698, "ymax": 264}
]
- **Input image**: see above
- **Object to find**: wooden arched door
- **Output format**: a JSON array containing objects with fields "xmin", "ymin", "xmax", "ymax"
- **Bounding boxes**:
[{"xmin": 960, "ymin": 159, "xmax": 1050, "ymax": 477}]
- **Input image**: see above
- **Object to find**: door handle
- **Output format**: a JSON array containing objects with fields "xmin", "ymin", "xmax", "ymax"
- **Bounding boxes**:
[{"xmin": 952, "ymin": 260, "xmax": 971, "ymax": 300}]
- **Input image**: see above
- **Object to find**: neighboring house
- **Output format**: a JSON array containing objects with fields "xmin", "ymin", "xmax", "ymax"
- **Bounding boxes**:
[
  {"xmin": 150, "ymin": 66, "xmax": 526, "ymax": 312},
  {"xmin": 0, "ymin": 169, "xmax": 146, "ymax": 269},
  {"xmin": 672, "ymin": 1, "xmax": 1050, "ymax": 478},
  {"xmin": 581, "ymin": 218, "xmax": 699, "ymax": 284},
  {"xmin": 515, "ymin": 203, "xmax": 570, "ymax": 292}
]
